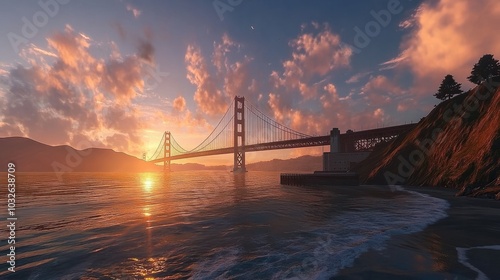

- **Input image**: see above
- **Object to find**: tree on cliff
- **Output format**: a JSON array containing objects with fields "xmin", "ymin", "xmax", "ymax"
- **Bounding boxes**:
[
  {"xmin": 434, "ymin": 74, "xmax": 463, "ymax": 101},
  {"xmin": 467, "ymin": 54, "xmax": 500, "ymax": 84}
]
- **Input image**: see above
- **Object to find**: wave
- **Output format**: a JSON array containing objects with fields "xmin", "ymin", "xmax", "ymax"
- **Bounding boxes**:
[{"xmin": 190, "ymin": 186, "xmax": 450, "ymax": 279}]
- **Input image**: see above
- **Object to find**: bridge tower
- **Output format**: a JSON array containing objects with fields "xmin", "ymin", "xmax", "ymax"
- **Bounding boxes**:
[
  {"xmin": 163, "ymin": 131, "xmax": 171, "ymax": 172},
  {"xmin": 233, "ymin": 96, "xmax": 246, "ymax": 172}
]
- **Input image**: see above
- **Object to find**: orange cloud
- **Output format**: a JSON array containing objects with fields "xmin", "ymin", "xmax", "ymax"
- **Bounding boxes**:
[
  {"xmin": 101, "ymin": 57, "xmax": 145, "ymax": 102},
  {"xmin": 384, "ymin": 0, "xmax": 500, "ymax": 93},
  {"xmin": 272, "ymin": 24, "xmax": 352, "ymax": 99},
  {"xmin": 361, "ymin": 75, "xmax": 405, "ymax": 106},
  {"xmin": 185, "ymin": 34, "xmax": 257, "ymax": 116},
  {"xmin": 268, "ymin": 88, "xmax": 391, "ymax": 135},
  {"xmin": 47, "ymin": 25, "xmax": 93, "ymax": 69},
  {"xmin": 172, "ymin": 96, "xmax": 186, "ymax": 112},
  {"xmin": 212, "ymin": 33, "xmax": 238, "ymax": 73},
  {"xmin": 290, "ymin": 28, "xmax": 352, "ymax": 76},
  {"xmin": 268, "ymin": 93, "xmax": 286, "ymax": 123},
  {"xmin": 265, "ymin": 24, "xmax": 394, "ymax": 135},
  {"xmin": 0, "ymin": 26, "xmax": 159, "ymax": 156},
  {"xmin": 185, "ymin": 44, "xmax": 227, "ymax": 116},
  {"xmin": 397, "ymin": 98, "xmax": 417, "ymax": 112},
  {"xmin": 224, "ymin": 59, "xmax": 253, "ymax": 98}
]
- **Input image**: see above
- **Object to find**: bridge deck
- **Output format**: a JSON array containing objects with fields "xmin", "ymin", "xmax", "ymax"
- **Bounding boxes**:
[
  {"xmin": 150, "ymin": 136, "xmax": 329, "ymax": 163},
  {"xmin": 150, "ymin": 123, "xmax": 417, "ymax": 163}
]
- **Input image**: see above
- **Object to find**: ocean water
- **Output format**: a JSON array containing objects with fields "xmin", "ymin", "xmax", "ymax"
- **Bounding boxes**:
[{"xmin": 0, "ymin": 171, "xmax": 451, "ymax": 279}]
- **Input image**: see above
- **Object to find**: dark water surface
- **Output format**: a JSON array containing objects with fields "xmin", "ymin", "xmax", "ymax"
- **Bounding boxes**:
[{"xmin": 0, "ymin": 171, "xmax": 497, "ymax": 279}]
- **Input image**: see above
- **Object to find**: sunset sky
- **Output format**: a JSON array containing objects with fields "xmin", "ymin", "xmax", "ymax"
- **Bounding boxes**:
[{"xmin": 1, "ymin": 0, "xmax": 499, "ymax": 165}]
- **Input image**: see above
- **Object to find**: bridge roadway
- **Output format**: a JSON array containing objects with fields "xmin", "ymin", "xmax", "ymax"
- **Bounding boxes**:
[
  {"xmin": 150, "ymin": 123, "xmax": 417, "ymax": 163},
  {"xmin": 150, "ymin": 136, "xmax": 329, "ymax": 163}
]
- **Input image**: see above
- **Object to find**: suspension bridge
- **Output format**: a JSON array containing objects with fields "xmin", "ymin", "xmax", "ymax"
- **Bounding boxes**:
[{"xmin": 147, "ymin": 96, "xmax": 416, "ymax": 172}]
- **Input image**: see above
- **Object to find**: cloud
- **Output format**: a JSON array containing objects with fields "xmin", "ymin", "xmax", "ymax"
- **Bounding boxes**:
[
  {"xmin": 362, "ymin": 75, "xmax": 404, "ymax": 95},
  {"xmin": 399, "ymin": 19, "xmax": 413, "ymax": 29},
  {"xmin": 185, "ymin": 45, "xmax": 227, "ymax": 116},
  {"xmin": 268, "ymin": 93, "xmax": 286, "ymax": 123},
  {"xmin": 397, "ymin": 98, "xmax": 416, "ymax": 112},
  {"xmin": 268, "ymin": 82, "xmax": 377, "ymax": 135},
  {"xmin": 320, "ymin": 83, "xmax": 339, "ymax": 108},
  {"xmin": 112, "ymin": 22, "xmax": 127, "ymax": 40},
  {"xmin": 137, "ymin": 40, "xmax": 154, "ymax": 63},
  {"xmin": 290, "ymin": 27, "xmax": 352, "ymax": 76},
  {"xmin": 385, "ymin": 0, "xmax": 500, "ymax": 93},
  {"xmin": 47, "ymin": 25, "xmax": 93, "ymax": 69},
  {"xmin": 265, "ymin": 24, "xmax": 403, "ymax": 135},
  {"xmin": 126, "ymin": 4, "xmax": 141, "ymax": 18},
  {"xmin": 379, "ymin": 50, "xmax": 409, "ymax": 70},
  {"xmin": 32, "ymin": 46, "xmax": 57, "ymax": 58},
  {"xmin": 104, "ymin": 105, "xmax": 142, "ymax": 134},
  {"xmin": 211, "ymin": 34, "xmax": 255, "ymax": 99},
  {"xmin": 361, "ymin": 75, "xmax": 406, "ymax": 107},
  {"xmin": 185, "ymin": 34, "xmax": 257, "ymax": 116},
  {"xmin": 271, "ymin": 24, "xmax": 352, "ymax": 99},
  {"xmin": 212, "ymin": 33, "xmax": 239, "ymax": 73},
  {"xmin": 224, "ymin": 59, "xmax": 253, "ymax": 97},
  {"xmin": 0, "ymin": 26, "xmax": 160, "ymax": 155},
  {"xmin": 346, "ymin": 71, "xmax": 372, "ymax": 84},
  {"xmin": 172, "ymin": 96, "xmax": 186, "ymax": 112},
  {"xmin": 101, "ymin": 56, "xmax": 145, "ymax": 102}
]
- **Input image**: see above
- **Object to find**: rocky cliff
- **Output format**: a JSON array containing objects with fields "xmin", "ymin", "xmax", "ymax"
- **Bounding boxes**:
[{"xmin": 355, "ymin": 83, "xmax": 500, "ymax": 199}]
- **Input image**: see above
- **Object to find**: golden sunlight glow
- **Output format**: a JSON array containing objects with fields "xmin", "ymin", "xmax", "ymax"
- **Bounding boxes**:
[
  {"xmin": 143, "ymin": 207, "xmax": 152, "ymax": 217},
  {"xmin": 143, "ymin": 178, "xmax": 153, "ymax": 192}
]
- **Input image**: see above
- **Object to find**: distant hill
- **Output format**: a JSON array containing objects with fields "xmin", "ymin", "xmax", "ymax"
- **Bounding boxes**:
[
  {"xmin": 355, "ymin": 84, "xmax": 500, "ymax": 199},
  {"xmin": 0, "ymin": 137, "xmax": 322, "ymax": 175},
  {"xmin": 246, "ymin": 155, "xmax": 322, "ymax": 172},
  {"xmin": 0, "ymin": 137, "xmax": 161, "ymax": 173}
]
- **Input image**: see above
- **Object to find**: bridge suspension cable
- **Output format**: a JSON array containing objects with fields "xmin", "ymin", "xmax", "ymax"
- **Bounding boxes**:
[
  {"xmin": 147, "ymin": 132, "xmax": 165, "ymax": 161},
  {"xmin": 147, "ymin": 97, "xmax": 315, "ymax": 161},
  {"xmin": 244, "ymin": 100, "xmax": 311, "ymax": 145},
  {"xmin": 186, "ymin": 99, "xmax": 234, "ymax": 153}
]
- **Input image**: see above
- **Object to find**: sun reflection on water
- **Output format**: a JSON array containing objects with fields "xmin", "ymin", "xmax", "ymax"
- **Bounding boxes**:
[
  {"xmin": 143, "ymin": 179, "xmax": 153, "ymax": 192},
  {"xmin": 143, "ymin": 207, "xmax": 152, "ymax": 217},
  {"xmin": 140, "ymin": 173, "xmax": 157, "ymax": 194}
]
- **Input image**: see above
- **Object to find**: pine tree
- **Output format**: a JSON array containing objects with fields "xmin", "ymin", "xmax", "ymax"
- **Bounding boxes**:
[
  {"xmin": 467, "ymin": 54, "xmax": 500, "ymax": 85},
  {"xmin": 434, "ymin": 74, "xmax": 463, "ymax": 101}
]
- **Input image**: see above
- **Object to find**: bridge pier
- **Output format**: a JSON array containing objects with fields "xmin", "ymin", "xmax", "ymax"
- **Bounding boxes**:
[
  {"xmin": 233, "ymin": 96, "xmax": 246, "ymax": 172},
  {"xmin": 330, "ymin": 128, "xmax": 340, "ymax": 153},
  {"xmin": 164, "ymin": 131, "xmax": 171, "ymax": 172}
]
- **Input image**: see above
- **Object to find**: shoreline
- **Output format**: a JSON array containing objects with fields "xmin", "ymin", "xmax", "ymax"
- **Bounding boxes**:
[{"xmin": 334, "ymin": 185, "xmax": 500, "ymax": 279}]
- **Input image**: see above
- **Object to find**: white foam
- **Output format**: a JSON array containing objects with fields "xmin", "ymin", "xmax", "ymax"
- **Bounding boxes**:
[
  {"xmin": 273, "ymin": 186, "xmax": 450, "ymax": 279},
  {"xmin": 388, "ymin": 185, "xmax": 405, "ymax": 192},
  {"xmin": 456, "ymin": 245, "xmax": 500, "ymax": 280},
  {"xmin": 190, "ymin": 186, "xmax": 450, "ymax": 279},
  {"xmin": 190, "ymin": 246, "xmax": 241, "ymax": 279}
]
